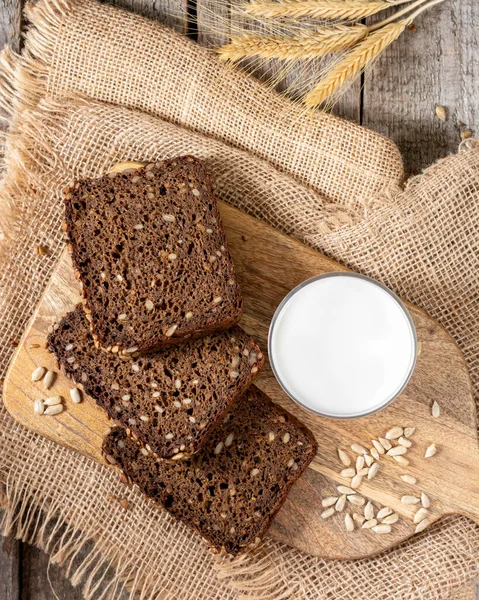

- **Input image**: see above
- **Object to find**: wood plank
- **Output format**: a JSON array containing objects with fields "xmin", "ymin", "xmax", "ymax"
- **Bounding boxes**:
[
  {"xmin": 0, "ymin": 0, "xmax": 22, "ymax": 53},
  {"xmin": 0, "ymin": 0, "xmax": 22, "ymax": 132},
  {"xmin": 109, "ymin": 0, "xmax": 189, "ymax": 34},
  {"xmin": 363, "ymin": 2, "xmax": 479, "ymax": 174},
  {"xmin": 4, "ymin": 202, "xmax": 479, "ymax": 560},
  {"xmin": 0, "ymin": 535, "xmax": 20, "ymax": 600},
  {"xmin": 0, "ymin": 1, "xmax": 24, "ymax": 596},
  {"xmin": 21, "ymin": 545, "xmax": 84, "ymax": 600}
]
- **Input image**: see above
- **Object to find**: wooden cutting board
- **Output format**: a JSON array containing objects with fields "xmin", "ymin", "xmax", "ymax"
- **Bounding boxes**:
[{"xmin": 4, "ymin": 202, "xmax": 479, "ymax": 559}]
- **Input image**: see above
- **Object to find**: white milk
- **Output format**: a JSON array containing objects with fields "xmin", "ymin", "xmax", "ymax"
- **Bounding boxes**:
[{"xmin": 269, "ymin": 274, "xmax": 416, "ymax": 418}]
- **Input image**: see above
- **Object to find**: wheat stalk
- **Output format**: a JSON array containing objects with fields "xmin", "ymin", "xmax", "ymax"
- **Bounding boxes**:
[
  {"xmin": 304, "ymin": 22, "xmax": 405, "ymax": 107},
  {"xmin": 244, "ymin": 0, "xmax": 414, "ymax": 21},
  {"xmin": 304, "ymin": 0, "xmax": 446, "ymax": 107},
  {"xmin": 219, "ymin": 23, "xmax": 368, "ymax": 62}
]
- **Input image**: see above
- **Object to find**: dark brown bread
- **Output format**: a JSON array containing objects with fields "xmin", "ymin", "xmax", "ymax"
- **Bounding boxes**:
[
  {"xmin": 48, "ymin": 305, "xmax": 263, "ymax": 459},
  {"xmin": 64, "ymin": 156, "xmax": 243, "ymax": 354},
  {"xmin": 103, "ymin": 386, "xmax": 317, "ymax": 556}
]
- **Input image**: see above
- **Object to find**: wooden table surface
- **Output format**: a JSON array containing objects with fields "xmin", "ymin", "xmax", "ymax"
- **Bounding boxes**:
[{"xmin": 0, "ymin": 0, "xmax": 477, "ymax": 597}]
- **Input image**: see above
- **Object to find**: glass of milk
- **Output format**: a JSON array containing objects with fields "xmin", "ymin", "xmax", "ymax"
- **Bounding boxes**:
[{"xmin": 268, "ymin": 273, "xmax": 417, "ymax": 419}]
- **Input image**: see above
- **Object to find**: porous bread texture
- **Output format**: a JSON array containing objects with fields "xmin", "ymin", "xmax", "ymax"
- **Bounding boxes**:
[
  {"xmin": 64, "ymin": 156, "xmax": 243, "ymax": 354},
  {"xmin": 48, "ymin": 305, "xmax": 263, "ymax": 459},
  {"xmin": 103, "ymin": 385, "xmax": 318, "ymax": 555}
]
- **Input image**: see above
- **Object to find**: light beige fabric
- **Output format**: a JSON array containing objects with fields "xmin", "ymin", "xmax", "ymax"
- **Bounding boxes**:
[{"xmin": 0, "ymin": 0, "xmax": 477, "ymax": 598}]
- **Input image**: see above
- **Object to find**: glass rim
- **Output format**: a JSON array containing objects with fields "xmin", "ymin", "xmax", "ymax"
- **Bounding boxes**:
[{"xmin": 267, "ymin": 272, "xmax": 418, "ymax": 420}]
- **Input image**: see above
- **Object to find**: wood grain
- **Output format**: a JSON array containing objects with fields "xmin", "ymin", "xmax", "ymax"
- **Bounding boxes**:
[
  {"xmin": 4, "ymin": 201, "xmax": 479, "ymax": 560},
  {"xmin": 20, "ymin": 545, "xmax": 84, "ymax": 600},
  {"xmin": 109, "ymin": 0, "xmax": 189, "ymax": 33},
  {"xmin": 363, "ymin": 2, "xmax": 479, "ymax": 174},
  {"xmin": 0, "ymin": 2, "xmax": 23, "ymax": 597},
  {"xmin": 0, "ymin": 536, "xmax": 20, "ymax": 600}
]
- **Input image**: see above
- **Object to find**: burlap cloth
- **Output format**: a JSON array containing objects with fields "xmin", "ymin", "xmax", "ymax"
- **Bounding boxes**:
[{"xmin": 0, "ymin": 0, "xmax": 477, "ymax": 598}]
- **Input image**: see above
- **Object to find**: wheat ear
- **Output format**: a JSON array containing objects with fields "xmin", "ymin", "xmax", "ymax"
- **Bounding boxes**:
[
  {"xmin": 304, "ymin": 22, "xmax": 405, "ymax": 108},
  {"xmin": 304, "ymin": 0, "xmax": 446, "ymax": 107},
  {"xmin": 244, "ymin": 0, "xmax": 415, "ymax": 21},
  {"xmin": 218, "ymin": 24, "xmax": 368, "ymax": 63}
]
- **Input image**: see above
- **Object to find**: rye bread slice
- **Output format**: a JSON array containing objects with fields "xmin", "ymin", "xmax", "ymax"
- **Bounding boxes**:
[
  {"xmin": 103, "ymin": 385, "xmax": 317, "ymax": 556},
  {"xmin": 63, "ymin": 156, "xmax": 242, "ymax": 354},
  {"xmin": 48, "ymin": 304, "xmax": 263, "ymax": 459}
]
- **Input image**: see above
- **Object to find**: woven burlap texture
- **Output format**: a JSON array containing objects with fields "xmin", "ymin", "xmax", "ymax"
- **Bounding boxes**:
[{"xmin": 0, "ymin": 0, "xmax": 477, "ymax": 598}]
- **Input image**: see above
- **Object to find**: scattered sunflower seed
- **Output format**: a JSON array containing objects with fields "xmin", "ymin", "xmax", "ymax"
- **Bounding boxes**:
[
  {"xmin": 400, "ymin": 474, "xmax": 417, "ymax": 485},
  {"xmin": 340, "ymin": 468, "xmax": 356, "ymax": 478},
  {"xmin": 351, "ymin": 443, "xmax": 367, "ymax": 455},
  {"xmin": 337, "ymin": 485, "xmax": 356, "ymax": 495},
  {"xmin": 370, "ymin": 448, "xmax": 380, "ymax": 460},
  {"xmin": 431, "ymin": 401, "xmax": 440, "ymax": 418},
  {"xmin": 415, "ymin": 518, "xmax": 430, "ymax": 533},
  {"xmin": 344, "ymin": 514, "xmax": 355, "ymax": 532},
  {"xmin": 404, "ymin": 427, "xmax": 416, "ymax": 438},
  {"xmin": 44, "ymin": 396, "xmax": 62, "ymax": 406},
  {"xmin": 33, "ymin": 399, "xmax": 44, "ymax": 415},
  {"xmin": 335, "ymin": 495, "xmax": 347, "ymax": 512},
  {"xmin": 372, "ymin": 524, "xmax": 391, "ymax": 534},
  {"xmin": 382, "ymin": 513, "xmax": 399, "ymax": 525},
  {"xmin": 362, "ymin": 519, "xmax": 378, "ymax": 529},
  {"xmin": 414, "ymin": 507, "xmax": 430, "ymax": 523},
  {"xmin": 43, "ymin": 370, "xmax": 55, "ymax": 390},
  {"xmin": 367, "ymin": 462, "xmax": 379, "ymax": 480},
  {"xmin": 31, "ymin": 366, "xmax": 46, "ymax": 382},
  {"xmin": 401, "ymin": 495, "xmax": 420, "ymax": 505},
  {"xmin": 424, "ymin": 444, "xmax": 437, "ymax": 458},
  {"xmin": 398, "ymin": 436, "xmax": 412, "ymax": 448},
  {"xmin": 364, "ymin": 454, "xmax": 374, "ymax": 467},
  {"xmin": 347, "ymin": 494, "xmax": 365, "ymax": 506},
  {"xmin": 356, "ymin": 455, "xmax": 365, "ymax": 471},
  {"xmin": 393, "ymin": 455, "xmax": 409, "ymax": 466},
  {"xmin": 321, "ymin": 507, "xmax": 335, "ymax": 519},
  {"xmin": 385, "ymin": 426, "xmax": 403, "ymax": 440},
  {"xmin": 44, "ymin": 404, "xmax": 64, "ymax": 416},
  {"xmin": 353, "ymin": 513, "xmax": 366, "ymax": 526},
  {"xmin": 364, "ymin": 501, "xmax": 374, "ymax": 521},
  {"xmin": 321, "ymin": 496, "xmax": 338, "ymax": 508},
  {"xmin": 376, "ymin": 507, "xmax": 392, "ymax": 520},
  {"xmin": 387, "ymin": 446, "xmax": 407, "ymax": 456},
  {"xmin": 435, "ymin": 105, "xmax": 447, "ymax": 121},
  {"xmin": 357, "ymin": 467, "xmax": 369, "ymax": 477},
  {"xmin": 378, "ymin": 437, "xmax": 392, "ymax": 451},
  {"xmin": 372, "ymin": 439, "xmax": 385, "ymax": 455},
  {"xmin": 351, "ymin": 474, "xmax": 362, "ymax": 489},
  {"xmin": 421, "ymin": 492, "xmax": 431, "ymax": 508},
  {"xmin": 337, "ymin": 448, "xmax": 351, "ymax": 466}
]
